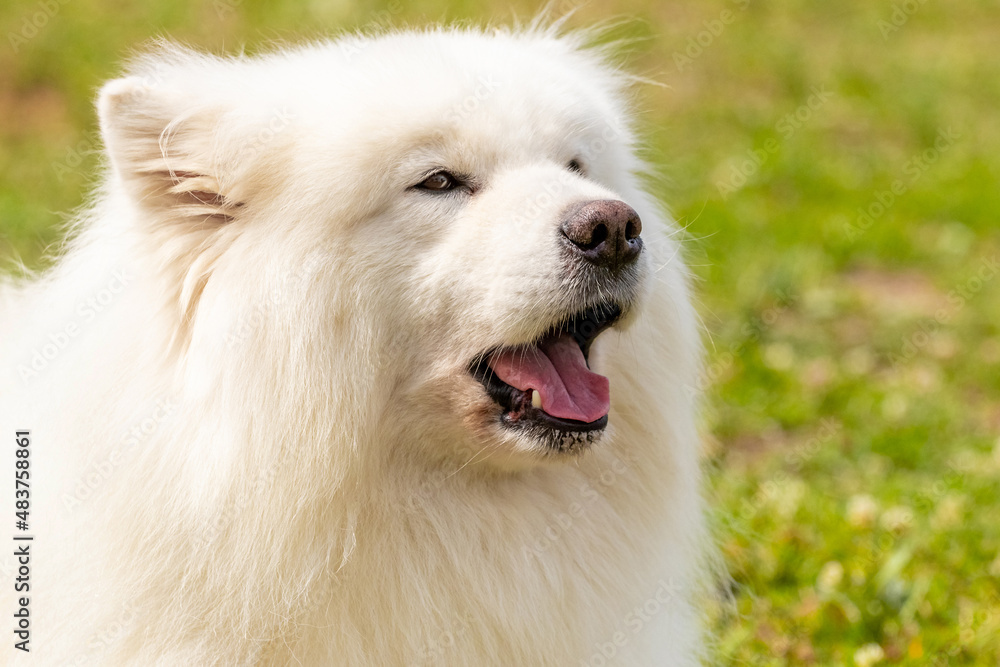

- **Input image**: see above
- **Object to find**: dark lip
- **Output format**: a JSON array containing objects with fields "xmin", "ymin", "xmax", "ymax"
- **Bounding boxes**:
[{"xmin": 469, "ymin": 301, "xmax": 622, "ymax": 436}]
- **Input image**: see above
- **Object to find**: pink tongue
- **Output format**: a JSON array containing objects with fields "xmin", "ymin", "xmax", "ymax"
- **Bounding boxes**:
[{"xmin": 487, "ymin": 335, "xmax": 610, "ymax": 423}]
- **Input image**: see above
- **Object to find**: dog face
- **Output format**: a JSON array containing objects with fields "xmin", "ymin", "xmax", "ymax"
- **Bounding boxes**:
[{"xmin": 98, "ymin": 30, "xmax": 668, "ymax": 469}]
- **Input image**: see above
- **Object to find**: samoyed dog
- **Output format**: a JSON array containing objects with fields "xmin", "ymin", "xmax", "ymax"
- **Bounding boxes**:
[{"xmin": 0, "ymin": 24, "xmax": 706, "ymax": 666}]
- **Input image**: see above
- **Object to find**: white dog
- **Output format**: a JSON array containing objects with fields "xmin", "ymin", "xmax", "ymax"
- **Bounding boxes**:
[{"xmin": 0, "ymin": 24, "xmax": 706, "ymax": 666}]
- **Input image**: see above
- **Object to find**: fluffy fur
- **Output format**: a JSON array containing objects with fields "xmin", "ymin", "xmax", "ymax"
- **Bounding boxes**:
[{"xmin": 0, "ymin": 25, "xmax": 706, "ymax": 666}]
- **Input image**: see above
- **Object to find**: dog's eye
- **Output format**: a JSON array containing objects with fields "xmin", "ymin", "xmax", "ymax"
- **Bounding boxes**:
[
  {"xmin": 416, "ymin": 171, "xmax": 460, "ymax": 192},
  {"xmin": 567, "ymin": 159, "xmax": 584, "ymax": 174}
]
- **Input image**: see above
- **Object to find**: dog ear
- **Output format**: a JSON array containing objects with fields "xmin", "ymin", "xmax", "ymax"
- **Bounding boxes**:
[{"xmin": 98, "ymin": 76, "xmax": 244, "ymax": 224}]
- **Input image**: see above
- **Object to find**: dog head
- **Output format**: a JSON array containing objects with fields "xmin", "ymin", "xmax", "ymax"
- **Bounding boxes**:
[{"xmin": 96, "ymin": 28, "xmax": 688, "ymax": 470}]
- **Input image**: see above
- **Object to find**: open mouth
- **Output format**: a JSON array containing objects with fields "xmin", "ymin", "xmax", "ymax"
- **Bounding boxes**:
[{"xmin": 470, "ymin": 301, "xmax": 623, "ymax": 445}]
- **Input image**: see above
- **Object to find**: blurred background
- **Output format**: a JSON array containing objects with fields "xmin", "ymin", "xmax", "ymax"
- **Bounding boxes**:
[{"xmin": 1, "ymin": 0, "xmax": 998, "ymax": 663}]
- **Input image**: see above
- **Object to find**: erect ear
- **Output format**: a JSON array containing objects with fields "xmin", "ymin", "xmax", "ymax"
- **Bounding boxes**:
[{"xmin": 98, "ymin": 76, "xmax": 245, "ymax": 224}]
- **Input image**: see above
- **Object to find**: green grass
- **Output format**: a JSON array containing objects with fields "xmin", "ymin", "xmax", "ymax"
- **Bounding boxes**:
[{"xmin": 2, "ymin": 0, "xmax": 998, "ymax": 663}]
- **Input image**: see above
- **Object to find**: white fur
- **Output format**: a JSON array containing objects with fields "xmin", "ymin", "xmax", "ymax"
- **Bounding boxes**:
[{"xmin": 0, "ymin": 25, "xmax": 706, "ymax": 666}]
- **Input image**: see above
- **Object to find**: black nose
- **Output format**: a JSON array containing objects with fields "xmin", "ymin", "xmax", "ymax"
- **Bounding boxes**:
[{"xmin": 560, "ymin": 200, "xmax": 643, "ymax": 271}]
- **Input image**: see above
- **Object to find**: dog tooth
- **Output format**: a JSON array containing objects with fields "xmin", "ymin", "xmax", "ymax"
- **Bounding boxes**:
[{"xmin": 531, "ymin": 389, "xmax": 542, "ymax": 408}]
